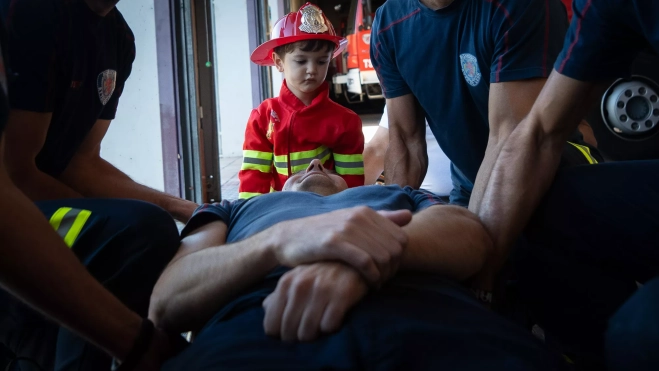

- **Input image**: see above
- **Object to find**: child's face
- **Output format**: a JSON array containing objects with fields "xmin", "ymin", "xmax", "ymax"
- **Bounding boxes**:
[{"xmin": 273, "ymin": 47, "xmax": 333, "ymax": 98}]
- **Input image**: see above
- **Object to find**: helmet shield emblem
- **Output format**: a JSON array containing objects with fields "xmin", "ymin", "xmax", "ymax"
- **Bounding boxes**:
[{"xmin": 299, "ymin": 5, "xmax": 328, "ymax": 34}]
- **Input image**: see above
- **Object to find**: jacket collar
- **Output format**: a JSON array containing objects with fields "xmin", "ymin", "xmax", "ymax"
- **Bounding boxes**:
[{"xmin": 278, "ymin": 80, "xmax": 329, "ymax": 111}]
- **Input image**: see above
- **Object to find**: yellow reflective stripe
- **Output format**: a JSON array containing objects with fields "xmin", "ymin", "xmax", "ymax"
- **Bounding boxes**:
[
  {"xmin": 289, "ymin": 146, "xmax": 328, "ymax": 161},
  {"xmin": 333, "ymin": 153, "xmax": 363, "ymax": 163},
  {"xmin": 567, "ymin": 141, "xmax": 598, "ymax": 164},
  {"xmin": 239, "ymin": 192, "xmax": 264, "ymax": 199},
  {"xmin": 274, "ymin": 154, "xmax": 289, "ymax": 175},
  {"xmin": 335, "ymin": 166, "xmax": 365, "ymax": 175},
  {"xmin": 241, "ymin": 162, "xmax": 271, "ymax": 173},
  {"xmin": 63, "ymin": 210, "xmax": 91, "ymax": 247},
  {"xmin": 49, "ymin": 207, "xmax": 91, "ymax": 248},
  {"xmin": 49, "ymin": 207, "xmax": 72, "ymax": 232},
  {"xmin": 243, "ymin": 150, "xmax": 273, "ymax": 160}
]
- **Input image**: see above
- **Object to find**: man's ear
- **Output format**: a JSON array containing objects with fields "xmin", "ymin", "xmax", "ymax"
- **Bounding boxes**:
[{"xmin": 273, "ymin": 52, "xmax": 285, "ymax": 72}]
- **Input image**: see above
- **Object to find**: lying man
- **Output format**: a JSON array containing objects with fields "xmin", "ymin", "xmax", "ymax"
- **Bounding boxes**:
[{"xmin": 149, "ymin": 159, "xmax": 568, "ymax": 370}]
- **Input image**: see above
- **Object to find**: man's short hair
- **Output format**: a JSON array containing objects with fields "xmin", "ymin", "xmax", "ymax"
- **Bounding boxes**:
[{"xmin": 274, "ymin": 40, "xmax": 335, "ymax": 58}]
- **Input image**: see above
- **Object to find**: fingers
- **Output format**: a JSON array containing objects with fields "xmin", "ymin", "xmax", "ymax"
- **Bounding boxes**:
[
  {"xmin": 297, "ymin": 288, "xmax": 329, "ymax": 342},
  {"xmin": 263, "ymin": 283, "xmax": 288, "ymax": 337},
  {"xmin": 325, "ymin": 241, "xmax": 381, "ymax": 284}
]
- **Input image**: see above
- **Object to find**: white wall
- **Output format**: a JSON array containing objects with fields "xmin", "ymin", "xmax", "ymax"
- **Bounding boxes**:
[
  {"xmin": 101, "ymin": 0, "xmax": 165, "ymax": 191},
  {"xmin": 214, "ymin": 1, "xmax": 255, "ymax": 157}
]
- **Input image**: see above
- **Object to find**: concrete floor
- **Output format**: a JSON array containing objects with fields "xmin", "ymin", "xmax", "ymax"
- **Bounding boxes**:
[{"xmin": 219, "ymin": 113, "xmax": 382, "ymax": 201}]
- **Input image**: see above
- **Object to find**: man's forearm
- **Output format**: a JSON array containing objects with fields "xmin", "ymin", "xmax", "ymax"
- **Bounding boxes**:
[
  {"xmin": 384, "ymin": 135, "xmax": 427, "ymax": 188},
  {"xmin": 61, "ymin": 157, "xmax": 197, "ymax": 222},
  {"xmin": 149, "ymin": 223, "xmax": 279, "ymax": 333},
  {"xmin": 0, "ymin": 176, "xmax": 140, "ymax": 361},
  {"xmin": 400, "ymin": 205, "xmax": 493, "ymax": 281},
  {"xmin": 471, "ymin": 72, "xmax": 604, "ymax": 277}
]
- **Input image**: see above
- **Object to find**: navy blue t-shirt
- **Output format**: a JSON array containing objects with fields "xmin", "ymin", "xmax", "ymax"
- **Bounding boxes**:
[
  {"xmin": 556, "ymin": 0, "xmax": 659, "ymax": 81},
  {"xmin": 1, "ymin": 0, "xmax": 135, "ymax": 176},
  {"xmin": 180, "ymin": 185, "xmax": 445, "ymax": 325},
  {"xmin": 371, "ymin": 0, "xmax": 568, "ymax": 193}
]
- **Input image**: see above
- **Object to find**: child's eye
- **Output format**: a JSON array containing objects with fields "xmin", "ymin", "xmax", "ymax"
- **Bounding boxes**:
[
  {"xmin": 295, "ymin": 60, "xmax": 306, "ymax": 65},
  {"xmin": 318, "ymin": 60, "xmax": 327, "ymax": 65}
]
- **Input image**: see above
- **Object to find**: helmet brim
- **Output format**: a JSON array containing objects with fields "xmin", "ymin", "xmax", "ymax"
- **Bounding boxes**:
[{"xmin": 250, "ymin": 34, "xmax": 348, "ymax": 66}]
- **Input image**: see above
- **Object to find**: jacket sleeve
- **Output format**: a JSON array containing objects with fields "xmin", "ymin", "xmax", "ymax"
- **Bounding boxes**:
[
  {"xmin": 238, "ymin": 109, "xmax": 274, "ymax": 199},
  {"xmin": 333, "ymin": 113, "xmax": 365, "ymax": 188}
]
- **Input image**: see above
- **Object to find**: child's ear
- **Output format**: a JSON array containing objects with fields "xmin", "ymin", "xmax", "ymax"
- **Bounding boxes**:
[{"xmin": 273, "ymin": 52, "xmax": 285, "ymax": 72}]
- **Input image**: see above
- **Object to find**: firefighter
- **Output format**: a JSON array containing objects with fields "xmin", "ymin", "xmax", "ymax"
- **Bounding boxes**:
[
  {"xmin": 0, "ymin": 18, "xmax": 184, "ymax": 371},
  {"xmin": 239, "ymin": 3, "xmax": 365, "ymax": 199},
  {"xmin": 0, "ymin": 0, "xmax": 198, "ymax": 222},
  {"xmin": 371, "ymin": 0, "xmax": 600, "ymax": 209},
  {"xmin": 473, "ymin": 0, "xmax": 659, "ymax": 366}
]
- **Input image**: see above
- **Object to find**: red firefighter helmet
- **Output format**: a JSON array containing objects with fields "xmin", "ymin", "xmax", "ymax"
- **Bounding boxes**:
[{"xmin": 250, "ymin": 3, "xmax": 348, "ymax": 66}]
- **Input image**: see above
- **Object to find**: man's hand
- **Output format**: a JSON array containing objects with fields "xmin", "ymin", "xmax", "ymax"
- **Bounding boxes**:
[
  {"xmin": 272, "ymin": 206, "xmax": 411, "ymax": 285},
  {"xmin": 262, "ymin": 262, "xmax": 368, "ymax": 342}
]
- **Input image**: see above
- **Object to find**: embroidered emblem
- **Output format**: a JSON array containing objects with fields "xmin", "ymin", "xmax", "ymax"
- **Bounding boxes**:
[
  {"xmin": 299, "ymin": 5, "xmax": 328, "ymax": 34},
  {"xmin": 266, "ymin": 110, "xmax": 279, "ymax": 140},
  {"xmin": 97, "ymin": 69, "xmax": 117, "ymax": 105},
  {"xmin": 459, "ymin": 53, "xmax": 481, "ymax": 87}
]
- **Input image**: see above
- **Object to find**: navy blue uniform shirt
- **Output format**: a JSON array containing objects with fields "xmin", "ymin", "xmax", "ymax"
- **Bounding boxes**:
[
  {"xmin": 371, "ymin": 0, "xmax": 568, "ymax": 197},
  {"xmin": 556, "ymin": 0, "xmax": 659, "ymax": 81},
  {"xmin": 1, "ymin": 0, "xmax": 135, "ymax": 177}
]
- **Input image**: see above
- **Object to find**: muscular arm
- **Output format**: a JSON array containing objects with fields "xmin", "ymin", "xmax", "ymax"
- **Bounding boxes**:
[
  {"xmin": 0, "ymin": 137, "xmax": 140, "ymax": 361},
  {"xmin": 467, "ymin": 78, "xmax": 547, "ymax": 286},
  {"xmin": 384, "ymin": 95, "xmax": 427, "ymax": 188},
  {"xmin": 60, "ymin": 119, "xmax": 198, "ymax": 222},
  {"xmin": 363, "ymin": 125, "xmax": 388, "ymax": 184},
  {"xmin": 471, "ymin": 71, "xmax": 605, "ymax": 278},
  {"xmin": 3, "ymin": 110, "xmax": 83, "ymax": 200},
  {"xmin": 401, "ymin": 204, "xmax": 493, "ymax": 281}
]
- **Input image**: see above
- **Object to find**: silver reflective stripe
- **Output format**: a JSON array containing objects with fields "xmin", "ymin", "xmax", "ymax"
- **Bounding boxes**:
[
  {"xmin": 243, "ymin": 157, "xmax": 271, "ymax": 166},
  {"xmin": 55, "ymin": 209, "xmax": 84, "ymax": 239},
  {"xmin": 289, "ymin": 148, "xmax": 331, "ymax": 166},
  {"xmin": 274, "ymin": 161, "xmax": 288, "ymax": 168},
  {"xmin": 334, "ymin": 160, "xmax": 364, "ymax": 168}
]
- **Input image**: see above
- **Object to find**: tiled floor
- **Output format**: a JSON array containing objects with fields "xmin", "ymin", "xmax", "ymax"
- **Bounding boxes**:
[{"xmin": 220, "ymin": 114, "xmax": 382, "ymax": 201}]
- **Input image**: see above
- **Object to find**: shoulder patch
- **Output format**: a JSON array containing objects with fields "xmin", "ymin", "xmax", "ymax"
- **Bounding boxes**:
[
  {"xmin": 459, "ymin": 53, "xmax": 482, "ymax": 87},
  {"xmin": 97, "ymin": 69, "xmax": 117, "ymax": 105}
]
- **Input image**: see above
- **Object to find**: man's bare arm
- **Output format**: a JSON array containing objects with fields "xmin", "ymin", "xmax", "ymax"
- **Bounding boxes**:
[
  {"xmin": 466, "ymin": 78, "xmax": 546, "ymax": 287},
  {"xmin": 401, "ymin": 204, "xmax": 493, "ymax": 281},
  {"xmin": 473, "ymin": 71, "xmax": 606, "ymax": 267},
  {"xmin": 384, "ymin": 95, "xmax": 427, "ymax": 188},
  {"xmin": 60, "ymin": 119, "xmax": 198, "ymax": 222},
  {"xmin": 3, "ymin": 110, "xmax": 83, "ymax": 200},
  {"xmin": 363, "ymin": 125, "xmax": 389, "ymax": 184}
]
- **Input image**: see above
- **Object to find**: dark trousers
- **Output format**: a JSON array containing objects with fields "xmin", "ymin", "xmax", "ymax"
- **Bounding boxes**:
[
  {"xmin": 0, "ymin": 199, "xmax": 180, "ymax": 371},
  {"xmin": 164, "ymin": 276, "xmax": 569, "ymax": 371},
  {"xmin": 517, "ymin": 160, "xmax": 659, "ymax": 368}
]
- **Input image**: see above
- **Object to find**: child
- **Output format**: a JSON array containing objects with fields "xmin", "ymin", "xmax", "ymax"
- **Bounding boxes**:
[{"xmin": 238, "ymin": 3, "xmax": 364, "ymax": 199}]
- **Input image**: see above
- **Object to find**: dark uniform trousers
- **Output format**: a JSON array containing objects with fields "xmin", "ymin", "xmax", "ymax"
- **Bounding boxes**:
[{"xmin": 0, "ymin": 199, "xmax": 180, "ymax": 371}]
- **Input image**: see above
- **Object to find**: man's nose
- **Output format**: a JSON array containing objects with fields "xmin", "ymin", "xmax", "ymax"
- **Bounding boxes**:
[{"xmin": 306, "ymin": 159, "xmax": 324, "ymax": 172}]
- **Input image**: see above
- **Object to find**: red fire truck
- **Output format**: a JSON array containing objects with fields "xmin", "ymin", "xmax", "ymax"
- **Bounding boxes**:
[{"xmin": 331, "ymin": 0, "xmax": 385, "ymax": 103}]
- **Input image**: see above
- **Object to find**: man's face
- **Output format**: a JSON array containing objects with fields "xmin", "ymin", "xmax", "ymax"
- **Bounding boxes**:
[
  {"xmin": 273, "ymin": 48, "xmax": 332, "ymax": 98},
  {"xmin": 282, "ymin": 159, "xmax": 348, "ymax": 196}
]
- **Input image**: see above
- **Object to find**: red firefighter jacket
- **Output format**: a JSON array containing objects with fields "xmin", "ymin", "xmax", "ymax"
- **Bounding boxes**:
[{"xmin": 238, "ymin": 80, "xmax": 364, "ymax": 199}]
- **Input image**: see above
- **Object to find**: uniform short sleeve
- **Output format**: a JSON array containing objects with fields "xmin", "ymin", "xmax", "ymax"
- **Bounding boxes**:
[
  {"xmin": 490, "ymin": 0, "xmax": 569, "ymax": 83},
  {"xmin": 403, "ymin": 186, "xmax": 446, "ymax": 212},
  {"xmin": 99, "ymin": 20, "xmax": 136, "ymax": 120},
  {"xmin": 5, "ymin": 0, "xmax": 59, "ymax": 112},
  {"xmin": 554, "ymin": 0, "xmax": 646, "ymax": 81},
  {"xmin": 370, "ymin": 8, "xmax": 412, "ymax": 99},
  {"xmin": 181, "ymin": 200, "xmax": 237, "ymax": 238}
]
